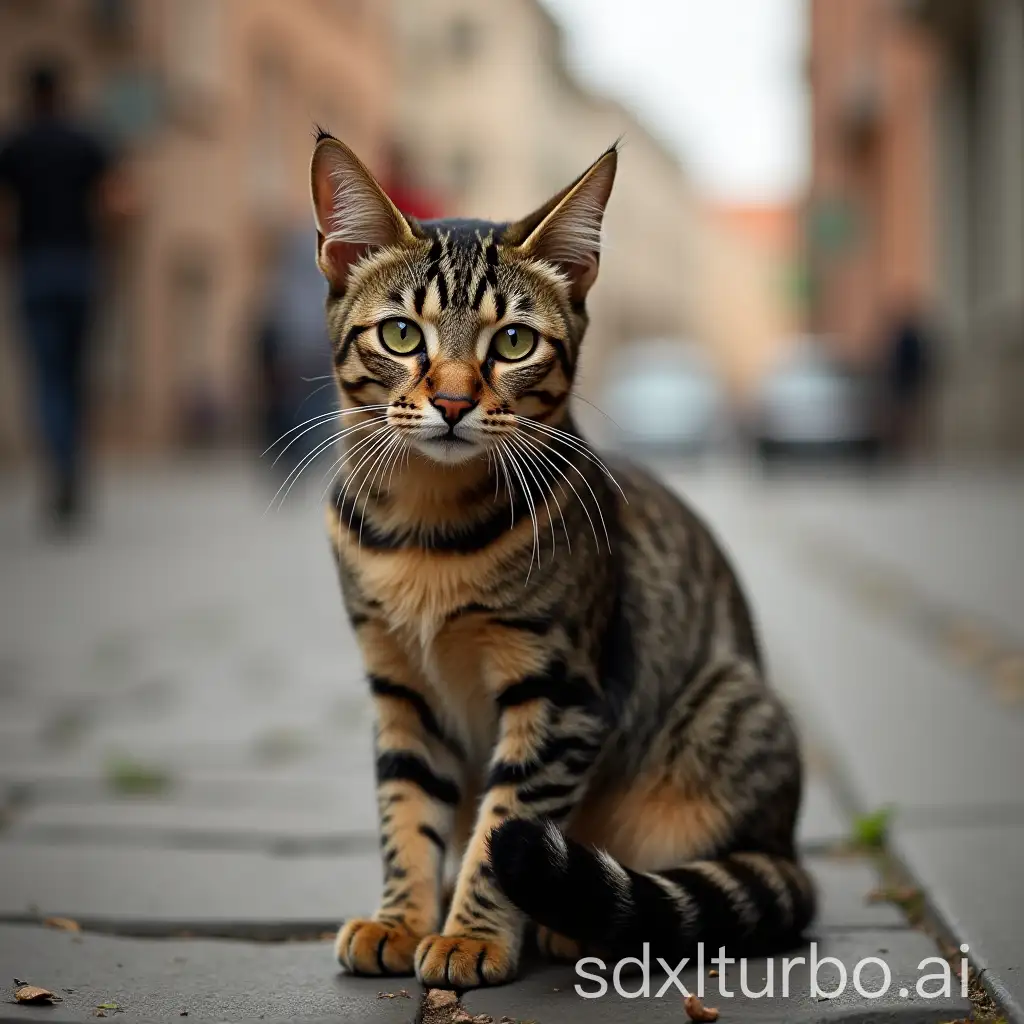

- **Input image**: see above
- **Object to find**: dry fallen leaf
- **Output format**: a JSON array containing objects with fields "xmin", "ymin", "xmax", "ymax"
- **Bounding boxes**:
[
  {"xmin": 424, "ymin": 990, "xmax": 458, "ymax": 1009},
  {"xmin": 43, "ymin": 916, "xmax": 81, "ymax": 933},
  {"xmin": 866, "ymin": 885, "xmax": 920, "ymax": 905},
  {"xmin": 708, "ymin": 969, "xmax": 719, "ymax": 977},
  {"xmin": 421, "ymin": 989, "xmax": 461, "ymax": 1024},
  {"xmin": 684, "ymin": 994, "xmax": 720, "ymax": 1021},
  {"xmin": 15, "ymin": 985, "xmax": 56, "ymax": 1004}
]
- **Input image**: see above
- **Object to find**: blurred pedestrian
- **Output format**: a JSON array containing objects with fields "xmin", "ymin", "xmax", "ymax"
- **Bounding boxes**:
[
  {"xmin": 255, "ymin": 228, "xmax": 335, "ymax": 485},
  {"xmin": 883, "ymin": 307, "xmax": 935, "ymax": 457},
  {"xmin": 0, "ymin": 58, "xmax": 123, "ymax": 529}
]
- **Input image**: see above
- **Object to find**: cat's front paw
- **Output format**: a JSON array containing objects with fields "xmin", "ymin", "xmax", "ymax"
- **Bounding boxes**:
[
  {"xmin": 335, "ymin": 918, "xmax": 419, "ymax": 976},
  {"xmin": 414, "ymin": 934, "xmax": 517, "ymax": 988}
]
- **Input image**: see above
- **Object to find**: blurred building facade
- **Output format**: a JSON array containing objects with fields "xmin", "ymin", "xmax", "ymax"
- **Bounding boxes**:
[
  {"xmin": 807, "ymin": 0, "xmax": 1024, "ymax": 452},
  {"xmin": 695, "ymin": 203, "xmax": 803, "ymax": 397},
  {"xmin": 392, "ymin": 0, "xmax": 700, "ymax": 415},
  {"xmin": 0, "ymin": 0, "xmax": 392, "ymax": 456}
]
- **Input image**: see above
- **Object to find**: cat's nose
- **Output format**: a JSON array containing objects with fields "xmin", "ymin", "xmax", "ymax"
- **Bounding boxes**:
[{"xmin": 431, "ymin": 394, "xmax": 477, "ymax": 425}]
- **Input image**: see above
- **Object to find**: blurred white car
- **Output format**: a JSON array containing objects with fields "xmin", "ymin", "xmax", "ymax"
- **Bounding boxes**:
[
  {"xmin": 600, "ymin": 340, "xmax": 727, "ymax": 454},
  {"xmin": 750, "ymin": 338, "xmax": 883, "ymax": 461}
]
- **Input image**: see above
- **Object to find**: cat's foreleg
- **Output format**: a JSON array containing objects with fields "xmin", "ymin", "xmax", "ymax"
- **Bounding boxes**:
[
  {"xmin": 415, "ymin": 657, "xmax": 607, "ymax": 988},
  {"xmin": 336, "ymin": 621, "xmax": 464, "ymax": 976}
]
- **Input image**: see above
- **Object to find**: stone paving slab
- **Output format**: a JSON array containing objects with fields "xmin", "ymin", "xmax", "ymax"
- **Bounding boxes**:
[
  {"xmin": 0, "ymin": 846, "xmax": 893, "ymax": 934},
  {"xmin": 1, "ymin": 774, "xmax": 367, "ymax": 812},
  {"xmin": 892, "ymin": 821, "xmax": 1024, "ymax": 1023},
  {"xmin": 0, "ymin": 925, "xmax": 412, "ymax": 1023},
  {"xmin": 4, "ymin": 795, "xmax": 377, "ymax": 849},
  {"xmin": 462, "ymin": 930, "xmax": 971, "ymax": 1023},
  {"xmin": 4, "ymin": 772, "xmax": 839, "ymax": 853},
  {"xmin": 777, "ymin": 470, "xmax": 1024, "ymax": 645},
  {"xmin": 806, "ymin": 858, "xmax": 906, "ymax": 931},
  {"xmin": 732, "ymin": 539, "xmax": 1024, "ymax": 813},
  {"xmin": 0, "ymin": 924, "xmax": 971, "ymax": 1024},
  {"xmin": 0, "ymin": 845, "xmax": 378, "ymax": 927}
]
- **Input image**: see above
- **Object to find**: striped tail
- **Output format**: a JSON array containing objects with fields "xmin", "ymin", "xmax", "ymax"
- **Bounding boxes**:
[{"xmin": 488, "ymin": 819, "xmax": 815, "ymax": 959}]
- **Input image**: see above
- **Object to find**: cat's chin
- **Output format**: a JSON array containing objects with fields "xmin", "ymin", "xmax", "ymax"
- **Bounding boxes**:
[{"xmin": 413, "ymin": 436, "xmax": 487, "ymax": 467}]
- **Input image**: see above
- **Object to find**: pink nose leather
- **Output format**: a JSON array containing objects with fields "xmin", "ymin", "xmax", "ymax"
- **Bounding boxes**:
[{"xmin": 432, "ymin": 395, "xmax": 475, "ymax": 424}]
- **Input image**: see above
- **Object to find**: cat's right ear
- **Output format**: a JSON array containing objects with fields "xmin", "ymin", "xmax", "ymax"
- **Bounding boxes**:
[{"xmin": 309, "ymin": 136, "xmax": 417, "ymax": 293}]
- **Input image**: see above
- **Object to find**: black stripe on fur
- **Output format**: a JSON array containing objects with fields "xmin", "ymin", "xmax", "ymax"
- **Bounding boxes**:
[
  {"xmin": 488, "ymin": 819, "xmax": 815, "ymax": 960},
  {"xmin": 369, "ymin": 676, "xmax": 465, "ymax": 760},
  {"xmin": 376, "ymin": 751, "xmax": 460, "ymax": 806}
]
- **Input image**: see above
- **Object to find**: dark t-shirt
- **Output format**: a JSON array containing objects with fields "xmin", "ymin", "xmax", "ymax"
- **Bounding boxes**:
[{"xmin": 0, "ymin": 116, "xmax": 112, "ymax": 255}]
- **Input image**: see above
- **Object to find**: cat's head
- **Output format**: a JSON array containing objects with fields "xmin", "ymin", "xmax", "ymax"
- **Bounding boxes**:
[{"xmin": 309, "ymin": 132, "xmax": 616, "ymax": 466}]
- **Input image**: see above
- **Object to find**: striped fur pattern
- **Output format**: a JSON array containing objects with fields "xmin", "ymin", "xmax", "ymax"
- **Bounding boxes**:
[{"xmin": 308, "ymin": 133, "xmax": 814, "ymax": 989}]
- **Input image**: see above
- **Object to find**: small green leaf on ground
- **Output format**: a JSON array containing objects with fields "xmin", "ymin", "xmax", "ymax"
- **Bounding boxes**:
[
  {"xmin": 105, "ymin": 756, "xmax": 172, "ymax": 796},
  {"xmin": 96, "ymin": 1002, "xmax": 120, "ymax": 1010},
  {"xmin": 850, "ymin": 807, "xmax": 891, "ymax": 849}
]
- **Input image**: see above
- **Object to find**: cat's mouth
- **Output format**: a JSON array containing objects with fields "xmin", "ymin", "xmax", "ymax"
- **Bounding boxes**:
[{"xmin": 414, "ymin": 431, "xmax": 485, "ymax": 465}]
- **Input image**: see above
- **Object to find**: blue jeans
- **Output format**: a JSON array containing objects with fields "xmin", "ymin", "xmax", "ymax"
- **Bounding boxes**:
[{"xmin": 17, "ymin": 251, "xmax": 96, "ymax": 491}]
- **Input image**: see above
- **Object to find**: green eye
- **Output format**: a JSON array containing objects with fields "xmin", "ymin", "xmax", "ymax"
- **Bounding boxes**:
[
  {"xmin": 379, "ymin": 318, "xmax": 424, "ymax": 355},
  {"xmin": 492, "ymin": 325, "xmax": 537, "ymax": 361}
]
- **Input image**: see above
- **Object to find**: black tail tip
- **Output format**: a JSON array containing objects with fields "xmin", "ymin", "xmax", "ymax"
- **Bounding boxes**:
[{"xmin": 488, "ymin": 818, "xmax": 563, "ymax": 907}]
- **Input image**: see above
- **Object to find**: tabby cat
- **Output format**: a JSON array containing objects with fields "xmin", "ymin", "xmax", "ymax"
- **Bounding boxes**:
[{"xmin": 307, "ymin": 131, "xmax": 814, "ymax": 990}]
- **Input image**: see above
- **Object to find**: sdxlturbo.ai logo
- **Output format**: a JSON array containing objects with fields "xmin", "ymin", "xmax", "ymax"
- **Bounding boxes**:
[{"xmin": 574, "ymin": 943, "xmax": 971, "ymax": 1001}]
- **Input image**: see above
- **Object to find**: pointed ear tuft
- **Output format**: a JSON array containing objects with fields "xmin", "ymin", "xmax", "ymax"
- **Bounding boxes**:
[
  {"xmin": 505, "ymin": 144, "xmax": 618, "ymax": 302},
  {"xmin": 309, "ymin": 137, "xmax": 415, "ymax": 292}
]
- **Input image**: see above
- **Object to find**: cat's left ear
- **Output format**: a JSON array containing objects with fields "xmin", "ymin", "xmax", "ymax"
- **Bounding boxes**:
[
  {"xmin": 309, "ymin": 134, "xmax": 418, "ymax": 293},
  {"xmin": 505, "ymin": 143, "xmax": 618, "ymax": 302}
]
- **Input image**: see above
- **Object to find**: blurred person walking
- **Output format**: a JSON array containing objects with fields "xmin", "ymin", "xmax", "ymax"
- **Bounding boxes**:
[
  {"xmin": 0, "ymin": 59, "xmax": 122, "ymax": 529},
  {"xmin": 256, "ymin": 228, "xmax": 335, "ymax": 485},
  {"xmin": 883, "ymin": 307, "xmax": 935, "ymax": 457}
]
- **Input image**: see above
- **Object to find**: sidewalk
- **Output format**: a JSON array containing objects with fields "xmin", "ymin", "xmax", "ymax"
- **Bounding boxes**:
[
  {"xmin": 681, "ymin": 462, "xmax": 1024, "ymax": 1024},
  {"xmin": 1, "ymin": 459, "xmax": 1016, "ymax": 1022}
]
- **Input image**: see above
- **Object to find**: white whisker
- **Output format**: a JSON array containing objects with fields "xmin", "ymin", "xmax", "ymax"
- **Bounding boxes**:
[
  {"xmin": 265, "ymin": 416, "xmax": 385, "ymax": 514},
  {"xmin": 317, "ymin": 422, "xmax": 391, "ymax": 504},
  {"xmin": 260, "ymin": 404, "xmax": 389, "ymax": 458},
  {"xmin": 515, "ymin": 417, "xmax": 627, "ymax": 502},
  {"xmin": 492, "ymin": 442, "xmax": 516, "ymax": 530},
  {"xmin": 499, "ymin": 439, "xmax": 540, "ymax": 581},
  {"xmin": 517, "ymin": 430, "xmax": 607, "ymax": 552},
  {"xmin": 338, "ymin": 429, "xmax": 400, "ymax": 542},
  {"xmin": 356, "ymin": 435, "xmax": 402, "ymax": 548},
  {"xmin": 385, "ymin": 435, "xmax": 408, "ymax": 495},
  {"xmin": 292, "ymin": 381, "xmax": 339, "ymax": 417},
  {"xmin": 505, "ymin": 432, "xmax": 557, "ymax": 561},
  {"xmin": 279, "ymin": 420, "xmax": 387, "ymax": 509},
  {"xmin": 510, "ymin": 431, "xmax": 571, "ymax": 555}
]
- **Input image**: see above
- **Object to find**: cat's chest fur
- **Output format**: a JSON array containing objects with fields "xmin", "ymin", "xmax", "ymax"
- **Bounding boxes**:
[
  {"xmin": 344, "ymin": 546, "xmax": 501, "ymax": 747},
  {"xmin": 348, "ymin": 547, "xmax": 493, "ymax": 644}
]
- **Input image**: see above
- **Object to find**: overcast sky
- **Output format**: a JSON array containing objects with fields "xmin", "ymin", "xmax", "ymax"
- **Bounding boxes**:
[{"xmin": 538, "ymin": 0, "xmax": 809, "ymax": 203}]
